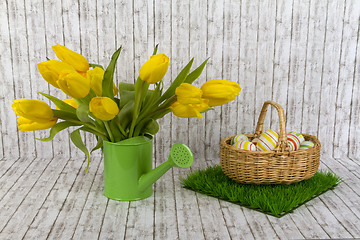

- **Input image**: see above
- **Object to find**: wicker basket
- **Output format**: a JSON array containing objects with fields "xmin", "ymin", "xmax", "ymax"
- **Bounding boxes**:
[{"xmin": 220, "ymin": 100, "xmax": 321, "ymax": 185}]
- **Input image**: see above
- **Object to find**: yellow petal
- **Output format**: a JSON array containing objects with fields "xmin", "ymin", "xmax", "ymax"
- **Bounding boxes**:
[
  {"xmin": 139, "ymin": 54, "xmax": 169, "ymax": 84},
  {"xmin": 12, "ymin": 99, "xmax": 54, "ymax": 123},
  {"xmin": 89, "ymin": 97, "xmax": 119, "ymax": 121},
  {"xmin": 37, "ymin": 60, "xmax": 75, "ymax": 88},
  {"xmin": 52, "ymin": 44, "xmax": 89, "ymax": 73},
  {"xmin": 201, "ymin": 79, "xmax": 241, "ymax": 107},
  {"xmin": 17, "ymin": 117, "xmax": 57, "ymax": 131},
  {"xmin": 57, "ymin": 72, "xmax": 91, "ymax": 99},
  {"xmin": 175, "ymin": 83, "xmax": 203, "ymax": 105}
]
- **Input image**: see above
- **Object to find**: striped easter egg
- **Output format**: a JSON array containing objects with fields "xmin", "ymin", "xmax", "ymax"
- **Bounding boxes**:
[
  {"xmin": 252, "ymin": 137, "xmax": 259, "ymax": 145},
  {"xmin": 299, "ymin": 141, "xmax": 315, "ymax": 150},
  {"xmin": 256, "ymin": 130, "xmax": 279, "ymax": 151},
  {"xmin": 231, "ymin": 134, "xmax": 249, "ymax": 145},
  {"xmin": 288, "ymin": 131, "xmax": 305, "ymax": 143},
  {"xmin": 234, "ymin": 140, "xmax": 257, "ymax": 151},
  {"xmin": 287, "ymin": 133, "xmax": 302, "ymax": 151}
]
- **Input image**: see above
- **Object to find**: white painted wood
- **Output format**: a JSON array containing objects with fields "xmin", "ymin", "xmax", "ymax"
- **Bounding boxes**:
[
  {"xmin": 270, "ymin": 0, "xmax": 293, "ymax": 133},
  {"xmin": 301, "ymin": 0, "xmax": 327, "ymax": 136},
  {"xmin": 286, "ymin": 0, "xmax": 310, "ymax": 132},
  {"xmin": 333, "ymin": 0, "xmax": 360, "ymax": 158},
  {"xmin": 238, "ymin": 0, "xmax": 258, "ymax": 134},
  {"xmin": 317, "ymin": 0, "xmax": 345, "ymax": 156}
]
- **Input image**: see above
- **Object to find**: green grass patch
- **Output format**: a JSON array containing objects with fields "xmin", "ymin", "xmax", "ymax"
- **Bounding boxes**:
[{"xmin": 180, "ymin": 165, "xmax": 342, "ymax": 217}]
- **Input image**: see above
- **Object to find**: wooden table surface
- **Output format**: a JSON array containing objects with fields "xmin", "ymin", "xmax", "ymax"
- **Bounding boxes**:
[{"xmin": 0, "ymin": 154, "xmax": 359, "ymax": 240}]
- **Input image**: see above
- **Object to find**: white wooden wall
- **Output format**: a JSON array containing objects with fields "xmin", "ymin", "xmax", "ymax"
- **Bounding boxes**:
[{"xmin": 0, "ymin": 0, "xmax": 359, "ymax": 163}]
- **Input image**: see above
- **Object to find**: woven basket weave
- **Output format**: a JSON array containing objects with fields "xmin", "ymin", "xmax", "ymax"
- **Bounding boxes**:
[{"xmin": 220, "ymin": 101, "xmax": 321, "ymax": 185}]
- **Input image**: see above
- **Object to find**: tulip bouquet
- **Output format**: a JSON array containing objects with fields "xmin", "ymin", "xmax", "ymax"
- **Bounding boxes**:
[{"xmin": 12, "ymin": 44, "xmax": 241, "ymax": 169}]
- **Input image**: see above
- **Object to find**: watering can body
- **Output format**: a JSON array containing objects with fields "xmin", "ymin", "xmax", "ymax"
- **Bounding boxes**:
[{"xmin": 103, "ymin": 135, "xmax": 154, "ymax": 201}]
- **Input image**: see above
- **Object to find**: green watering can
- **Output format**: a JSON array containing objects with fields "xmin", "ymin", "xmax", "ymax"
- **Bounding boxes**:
[{"xmin": 103, "ymin": 135, "xmax": 193, "ymax": 201}]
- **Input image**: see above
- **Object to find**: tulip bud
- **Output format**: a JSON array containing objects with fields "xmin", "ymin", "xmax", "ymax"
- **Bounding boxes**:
[
  {"xmin": 17, "ymin": 116, "xmax": 57, "ymax": 131},
  {"xmin": 52, "ymin": 44, "xmax": 89, "ymax": 73},
  {"xmin": 175, "ymin": 83, "xmax": 203, "ymax": 105},
  {"xmin": 37, "ymin": 60, "xmax": 75, "ymax": 88},
  {"xmin": 87, "ymin": 67, "xmax": 118, "ymax": 96},
  {"xmin": 170, "ymin": 99, "xmax": 209, "ymax": 119},
  {"xmin": 89, "ymin": 97, "xmax": 119, "ymax": 121},
  {"xmin": 57, "ymin": 72, "xmax": 91, "ymax": 99},
  {"xmin": 139, "ymin": 54, "xmax": 169, "ymax": 84},
  {"xmin": 201, "ymin": 80, "xmax": 241, "ymax": 107},
  {"xmin": 12, "ymin": 99, "xmax": 55, "ymax": 123}
]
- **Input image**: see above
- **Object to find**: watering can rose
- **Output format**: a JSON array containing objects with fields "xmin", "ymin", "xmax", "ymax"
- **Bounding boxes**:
[
  {"xmin": 139, "ymin": 54, "xmax": 169, "ymax": 84},
  {"xmin": 201, "ymin": 79, "xmax": 241, "ymax": 107},
  {"xmin": 89, "ymin": 97, "xmax": 119, "ymax": 121},
  {"xmin": 52, "ymin": 43, "xmax": 89, "ymax": 73}
]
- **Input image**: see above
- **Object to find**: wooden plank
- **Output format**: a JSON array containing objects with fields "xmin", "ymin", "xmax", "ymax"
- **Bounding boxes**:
[
  {"xmin": 206, "ymin": 0, "xmax": 224, "ymax": 162},
  {"xmin": 46, "ymin": 156, "xmax": 101, "ymax": 239},
  {"xmin": 23, "ymin": 158, "xmax": 84, "ymax": 239},
  {"xmin": 0, "ymin": 155, "xmax": 70, "ymax": 239},
  {"xmin": 43, "ymin": 0, "xmax": 71, "ymax": 159},
  {"xmin": 285, "ymin": 0, "xmax": 310, "ymax": 132},
  {"xmin": 242, "ymin": 209, "xmax": 279, "ymax": 239},
  {"xmin": 114, "ymin": 0, "xmax": 134, "ymax": 85},
  {"xmin": 0, "ymin": 157, "xmax": 52, "ymax": 232},
  {"xmin": 255, "ymin": 0, "xmax": 276, "ymax": 131},
  {"xmin": 333, "ymin": 0, "xmax": 360, "ymax": 158},
  {"xmin": 188, "ymin": 0, "xmax": 208, "ymax": 163},
  {"xmin": 72, "ymin": 160, "xmax": 108, "ymax": 239},
  {"xmin": 317, "ymin": 0, "xmax": 345, "ymax": 155},
  {"xmin": 301, "ymin": 0, "xmax": 327, "ymax": 136},
  {"xmin": 270, "ymin": 0, "xmax": 293, "ymax": 132},
  {"xmin": 7, "ymin": 0, "xmax": 36, "ymax": 159},
  {"xmin": 221, "ymin": 0, "xmax": 241, "ymax": 138},
  {"xmin": 267, "ymin": 214, "xmax": 304, "ymax": 240},
  {"xmin": 349, "ymin": 24, "xmax": 360, "ymax": 159},
  {"xmin": 153, "ymin": 1, "xmax": 177, "ymax": 238},
  {"xmin": 0, "ymin": 0, "xmax": 19, "ymax": 160},
  {"xmin": 24, "ymin": 0, "xmax": 54, "ymax": 159},
  {"xmin": 238, "ymin": 0, "xmax": 259, "ymax": 134}
]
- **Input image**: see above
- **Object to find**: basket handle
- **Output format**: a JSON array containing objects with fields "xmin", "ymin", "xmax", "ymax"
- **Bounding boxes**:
[{"xmin": 254, "ymin": 100, "xmax": 289, "ymax": 152}]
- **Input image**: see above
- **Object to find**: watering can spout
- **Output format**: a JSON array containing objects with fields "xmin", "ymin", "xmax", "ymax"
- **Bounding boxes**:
[{"xmin": 138, "ymin": 143, "xmax": 193, "ymax": 192}]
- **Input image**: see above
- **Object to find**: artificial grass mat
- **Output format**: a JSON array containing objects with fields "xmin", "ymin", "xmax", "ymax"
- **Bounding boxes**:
[{"xmin": 180, "ymin": 165, "xmax": 342, "ymax": 217}]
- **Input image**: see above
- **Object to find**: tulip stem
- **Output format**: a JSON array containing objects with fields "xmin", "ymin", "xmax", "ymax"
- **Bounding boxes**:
[
  {"xmin": 129, "ymin": 79, "xmax": 145, "ymax": 137},
  {"xmin": 67, "ymin": 119, "xmax": 109, "ymax": 140},
  {"xmin": 104, "ymin": 121, "xmax": 115, "ymax": 142}
]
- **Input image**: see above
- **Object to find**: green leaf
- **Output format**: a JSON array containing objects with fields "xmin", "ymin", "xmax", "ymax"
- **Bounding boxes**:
[
  {"xmin": 36, "ymin": 121, "xmax": 81, "ymax": 142},
  {"xmin": 117, "ymin": 100, "xmax": 134, "ymax": 129},
  {"xmin": 76, "ymin": 102, "xmax": 94, "ymax": 124},
  {"xmin": 79, "ymin": 126, "xmax": 107, "ymax": 140},
  {"xmin": 142, "ymin": 119, "xmax": 159, "ymax": 135},
  {"xmin": 119, "ymin": 82, "xmax": 135, "ymax": 91},
  {"xmin": 89, "ymin": 63, "xmax": 104, "ymax": 70},
  {"xmin": 70, "ymin": 129, "xmax": 90, "ymax": 171},
  {"xmin": 158, "ymin": 58, "xmax": 194, "ymax": 103},
  {"xmin": 52, "ymin": 109, "xmax": 79, "ymax": 121},
  {"xmin": 39, "ymin": 92, "xmax": 76, "ymax": 113},
  {"xmin": 184, "ymin": 58, "xmax": 209, "ymax": 84},
  {"xmin": 91, "ymin": 137, "xmax": 103, "ymax": 153},
  {"xmin": 102, "ymin": 46, "xmax": 122, "ymax": 99},
  {"xmin": 153, "ymin": 44, "xmax": 159, "ymax": 55}
]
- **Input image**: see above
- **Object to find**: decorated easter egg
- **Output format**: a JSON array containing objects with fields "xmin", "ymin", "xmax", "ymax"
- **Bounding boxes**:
[
  {"xmin": 288, "ymin": 131, "xmax": 305, "ymax": 143},
  {"xmin": 287, "ymin": 134, "xmax": 301, "ymax": 151},
  {"xmin": 234, "ymin": 140, "xmax": 257, "ymax": 151},
  {"xmin": 231, "ymin": 134, "xmax": 249, "ymax": 145},
  {"xmin": 299, "ymin": 141, "xmax": 315, "ymax": 150},
  {"xmin": 256, "ymin": 130, "xmax": 279, "ymax": 151},
  {"xmin": 252, "ymin": 137, "xmax": 259, "ymax": 145}
]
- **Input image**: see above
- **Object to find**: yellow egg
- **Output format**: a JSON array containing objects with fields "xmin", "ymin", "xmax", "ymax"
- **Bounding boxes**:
[
  {"xmin": 233, "ymin": 140, "xmax": 257, "ymax": 151},
  {"xmin": 231, "ymin": 134, "xmax": 249, "ymax": 145},
  {"xmin": 256, "ymin": 130, "xmax": 279, "ymax": 151}
]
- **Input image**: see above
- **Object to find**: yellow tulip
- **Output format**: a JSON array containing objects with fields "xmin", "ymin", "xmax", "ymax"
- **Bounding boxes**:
[
  {"xmin": 62, "ymin": 98, "xmax": 79, "ymax": 109},
  {"xmin": 89, "ymin": 97, "xmax": 119, "ymax": 121},
  {"xmin": 201, "ymin": 80, "xmax": 241, "ymax": 107},
  {"xmin": 175, "ymin": 83, "xmax": 203, "ymax": 105},
  {"xmin": 52, "ymin": 43, "xmax": 89, "ymax": 73},
  {"xmin": 139, "ymin": 54, "xmax": 169, "ymax": 84},
  {"xmin": 170, "ymin": 99, "xmax": 209, "ymax": 119},
  {"xmin": 87, "ymin": 67, "xmax": 118, "ymax": 96},
  {"xmin": 12, "ymin": 99, "xmax": 55, "ymax": 123},
  {"xmin": 17, "ymin": 116, "xmax": 57, "ymax": 131},
  {"xmin": 57, "ymin": 72, "xmax": 91, "ymax": 99},
  {"xmin": 37, "ymin": 60, "xmax": 75, "ymax": 88}
]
